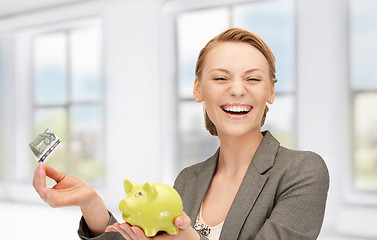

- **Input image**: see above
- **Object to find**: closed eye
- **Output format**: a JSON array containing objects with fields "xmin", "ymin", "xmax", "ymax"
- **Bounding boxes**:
[
  {"xmin": 247, "ymin": 78, "xmax": 261, "ymax": 82},
  {"xmin": 214, "ymin": 77, "xmax": 227, "ymax": 81}
]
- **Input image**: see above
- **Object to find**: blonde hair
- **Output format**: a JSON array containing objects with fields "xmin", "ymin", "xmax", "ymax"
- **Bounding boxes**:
[{"xmin": 195, "ymin": 27, "xmax": 277, "ymax": 136}]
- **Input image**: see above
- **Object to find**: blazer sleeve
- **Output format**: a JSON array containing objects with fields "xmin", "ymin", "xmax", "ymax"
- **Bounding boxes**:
[
  {"xmin": 77, "ymin": 211, "xmax": 123, "ymax": 240},
  {"xmin": 254, "ymin": 152, "xmax": 329, "ymax": 240}
]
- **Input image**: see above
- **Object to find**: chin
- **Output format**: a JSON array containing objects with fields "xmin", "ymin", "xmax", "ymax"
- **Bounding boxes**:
[{"xmin": 218, "ymin": 125, "xmax": 259, "ymax": 138}]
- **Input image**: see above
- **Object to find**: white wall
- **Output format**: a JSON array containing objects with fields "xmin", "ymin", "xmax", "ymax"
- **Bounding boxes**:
[
  {"xmin": 0, "ymin": 1, "xmax": 166, "ymax": 239},
  {"xmin": 296, "ymin": 0, "xmax": 350, "ymax": 236},
  {"xmin": 1, "ymin": 0, "xmax": 377, "ymax": 239},
  {"xmin": 296, "ymin": 0, "xmax": 377, "ymax": 239}
]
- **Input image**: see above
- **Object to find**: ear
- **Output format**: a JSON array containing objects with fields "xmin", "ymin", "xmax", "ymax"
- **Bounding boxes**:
[
  {"xmin": 143, "ymin": 182, "xmax": 158, "ymax": 201},
  {"xmin": 193, "ymin": 78, "xmax": 202, "ymax": 102},
  {"xmin": 269, "ymin": 82, "xmax": 275, "ymax": 104},
  {"xmin": 124, "ymin": 179, "xmax": 137, "ymax": 194}
]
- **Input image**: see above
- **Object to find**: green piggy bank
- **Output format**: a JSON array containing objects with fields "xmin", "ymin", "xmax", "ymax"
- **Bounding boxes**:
[{"xmin": 118, "ymin": 179, "xmax": 183, "ymax": 237}]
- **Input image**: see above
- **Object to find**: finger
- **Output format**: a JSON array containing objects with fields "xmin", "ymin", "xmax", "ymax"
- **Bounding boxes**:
[
  {"xmin": 130, "ymin": 226, "xmax": 150, "ymax": 239},
  {"xmin": 44, "ymin": 164, "xmax": 66, "ymax": 183},
  {"xmin": 175, "ymin": 211, "xmax": 191, "ymax": 230},
  {"xmin": 32, "ymin": 163, "xmax": 47, "ymax": 200},
  {"xmin": 45, "ymin": 191, "xmax": 67, "ymax": 208},
  {"xmin": 119, "ymin": 223, "xmax": 139, "ymax": 239},
  {"xmin": 32, "ymin": 162, "xmax": 46, "ymax": 186},
  {"xmin": 113, "ymin": 223, "xmax": 133, "ymax": 240},
  {"xmin": 105, "ymin": 225, "xmax": 118, "ymax": 232},
  {"xmin": 43, "ymin": 187, "xmax": 76, "ymax": 208}
]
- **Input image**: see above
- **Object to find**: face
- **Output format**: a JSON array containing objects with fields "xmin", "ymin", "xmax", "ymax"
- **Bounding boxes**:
[{"xmin": 193, "ymin": 42, "xmax": 275, "ymax": 138}]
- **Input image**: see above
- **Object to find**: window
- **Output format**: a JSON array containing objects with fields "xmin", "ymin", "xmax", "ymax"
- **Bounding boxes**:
[
  {"xmin": 233, "ymin": 0, "xmax": 295, "ymax": 148},
  {"xmin": 15, "ymin": 19, "xmax": 105, "ymax": 186},
  {"xmin": 176, "ymin": 8, "xmax": 228, "ymax": 170},
  {"xmin": 350, "ymin": 0, "xmax": 377, "ymax": 191},
  {"xmin": 176, "ymin": 0, "xmax": 295, "ymax": 169}
]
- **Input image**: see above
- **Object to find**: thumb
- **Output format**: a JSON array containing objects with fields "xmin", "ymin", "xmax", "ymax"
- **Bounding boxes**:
[
  {"xmin": 175, "ymin": 212, "xmax": 191, "ymax": 230},
  {"xmin": 44, "ymin": 164, "xmax": 66, "ymax": 183}
]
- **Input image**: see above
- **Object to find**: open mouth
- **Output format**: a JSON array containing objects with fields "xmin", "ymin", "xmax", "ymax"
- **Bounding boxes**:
[{"xmin": 221, "ymin": 104, "xmax": 252, "ymax": 115}]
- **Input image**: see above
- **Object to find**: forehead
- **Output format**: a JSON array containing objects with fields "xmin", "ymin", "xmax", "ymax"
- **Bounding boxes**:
[{"xmin": 203, "ymin": 42, "xmax": 269, "ymax": 73}]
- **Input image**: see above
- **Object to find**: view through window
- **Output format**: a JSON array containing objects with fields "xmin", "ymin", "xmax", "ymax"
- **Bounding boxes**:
[{"xmin": 350, "ymin": 0, "xmax": 377, "ymax": 191}]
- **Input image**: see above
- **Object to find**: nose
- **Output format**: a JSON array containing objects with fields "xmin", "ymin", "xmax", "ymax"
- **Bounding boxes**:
[{"xmin": 229, "ymin": 80, "xmax": 246, "ymax": 97}]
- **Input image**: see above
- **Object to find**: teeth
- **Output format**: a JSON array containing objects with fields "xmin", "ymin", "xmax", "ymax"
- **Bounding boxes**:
[{"xmin": 223, "ymin": 105, "xmax": 250, "ymax": 112}]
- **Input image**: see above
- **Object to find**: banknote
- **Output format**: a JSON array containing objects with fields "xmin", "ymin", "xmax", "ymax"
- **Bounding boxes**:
[{"xmin": 29, "ymin": 127, "xmax": 61, "ymax": 162}]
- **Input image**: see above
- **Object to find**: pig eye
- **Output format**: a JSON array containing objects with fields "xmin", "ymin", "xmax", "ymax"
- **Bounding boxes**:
[{"xmin": 135, "ymin": 192, "xmax": 143, "ymax": 197}]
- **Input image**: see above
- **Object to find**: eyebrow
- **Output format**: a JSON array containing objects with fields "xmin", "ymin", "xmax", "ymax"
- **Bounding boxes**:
[
  {"xmin": 209, "ymin": 68, "xmax": 230, "ymax": 74},
  {"xmin": 209, "ymin": 68, "xmax": 264, "ymax": 75},
  {"xmin": 244, "ymin": 69, "xmax": 264, "ymax": 74}
]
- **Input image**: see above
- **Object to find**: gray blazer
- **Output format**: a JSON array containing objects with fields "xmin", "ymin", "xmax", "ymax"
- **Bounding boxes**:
[
  {"xmin": 78, "ymin": 131, "xmax": 329, "ymax": 240},
  {"xmin": 174, "ymin": 131, "xmax": 329, "ymax": 240}
]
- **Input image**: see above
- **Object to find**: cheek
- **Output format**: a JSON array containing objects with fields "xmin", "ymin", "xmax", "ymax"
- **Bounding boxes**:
[
  {"xmin": 202, "ymin": 93, "xmax": 219, "ymax": 121},
  {"xmin": 201, "ymin": 87, "xmax": 218, "ymax": 106},
  {"xmin": 254, "ymin": 85, "xmax": 272, "ymax": 102}
]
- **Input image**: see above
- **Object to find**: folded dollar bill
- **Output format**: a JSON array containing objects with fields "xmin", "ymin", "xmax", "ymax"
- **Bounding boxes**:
[{"xmin": 29, "ymin": 127, "xmax": 61, "ymax": 163}]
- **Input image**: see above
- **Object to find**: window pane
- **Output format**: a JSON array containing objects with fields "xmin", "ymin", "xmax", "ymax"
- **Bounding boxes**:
[
  {"xmin": 262, "ymin": 94, "xmax": 295, "ymax": 149},
  {"xmin": 354, "ymin": 93, "xmax": 377, "ymax": 190},
  {"xmin": 33, "ymin": 32, "xmax": 67, "ymax": 105},
  {"xmin": 177, "ymin": 8, "xmax": 229, "ymax": 99},
  {"xmin": 69, "ymin": 105, "xmax": 104, "ymax": 184},
  {"xmin": 178, "ymin": 101, "xmax": 219, "ymax": 169},
  {"xmin": 350, "ymin": 0, "xmax": 377, "ymax": 90},
  {"xmin": 233, "ymin": 0, "xmax": 295, "ymax": 93},
  {"xmin": 71, "ymin": 27, "xmax": 102, "ymax": 102}
]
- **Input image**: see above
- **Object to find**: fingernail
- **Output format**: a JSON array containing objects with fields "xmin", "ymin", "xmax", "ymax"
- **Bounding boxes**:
[
  {"xmin": 106, "ymin": 226, "xmax": 114, "ymax": 232},
  {"xmin": 131, "ymin": 227, "xmax": 137, "ymax": 234},
  {"xmin": 176, "ymin": 217, "xmax": 183, "ymax": 226},
  {"xmin": 39, "ymin": 162, "xmax": 44, "ymax": 178},
  {"xmin": 119, "ymin": 225, "xmax": 127, "ymax": 231}
]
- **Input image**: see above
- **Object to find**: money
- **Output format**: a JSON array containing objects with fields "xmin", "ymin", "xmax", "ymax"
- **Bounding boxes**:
[{"xmin": 29, "ymin": 127, "xmax": 61, "ymax": 163}]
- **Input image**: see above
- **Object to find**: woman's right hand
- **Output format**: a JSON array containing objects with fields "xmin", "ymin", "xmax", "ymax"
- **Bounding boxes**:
[
  {"xmin": 33, "ymin": 162, "xmax": 110, "ymax": 236},
  {"xmin": 105, "ymin": 212, "xmax": 200, "ymax": 240},
  {"xmin": 32, "ymin": 162, "xmax": 97, "ymax": 208}
]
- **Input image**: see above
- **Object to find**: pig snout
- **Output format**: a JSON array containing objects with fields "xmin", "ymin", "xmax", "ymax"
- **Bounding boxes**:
[{"xmin": 119, "ymin": 199, "xmax": 134, "ymax": 217}]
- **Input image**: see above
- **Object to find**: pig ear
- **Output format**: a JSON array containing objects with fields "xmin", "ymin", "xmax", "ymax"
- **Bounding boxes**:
[
  {"xmin": 143, "ymin": 182, "xmax": 158, "ymax": 200},
  {"xmin": 124, "ymin": 179, "xmax": 137, "ymax": 194}
]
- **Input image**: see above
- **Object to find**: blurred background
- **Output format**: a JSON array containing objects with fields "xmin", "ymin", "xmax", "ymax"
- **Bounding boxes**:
[{"xmin": 0, "ymin": 0, "xmax": 376, "ymax": 239}]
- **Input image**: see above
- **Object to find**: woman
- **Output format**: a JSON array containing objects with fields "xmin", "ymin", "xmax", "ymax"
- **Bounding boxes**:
[{"xmin": 33, "ymin": 28, "xmax": 329, "ymax": 240}]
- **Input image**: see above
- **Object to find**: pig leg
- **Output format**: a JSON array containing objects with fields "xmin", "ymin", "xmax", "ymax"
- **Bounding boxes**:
[
  {"xmin": 164, "ymin": 225, "xmax": 179, "ymax": 235},
  {"xmin": 144, "ymin": 228, "xmax": 159, "ymax": 237}
]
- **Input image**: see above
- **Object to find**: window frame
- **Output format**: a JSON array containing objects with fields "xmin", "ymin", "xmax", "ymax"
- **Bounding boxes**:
[
  {"xmin": 345, "ymin": 0, "xmax": 377, "ymax": 205},
  {"xmin": 30, "ymin": 24, "xmax": 105, "ymax": 185}
]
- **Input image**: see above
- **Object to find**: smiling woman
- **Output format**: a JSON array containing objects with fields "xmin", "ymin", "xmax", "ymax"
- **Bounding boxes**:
[{"xmin": 32, "ymin": 27, "xmax": 329, "ymax": 240}]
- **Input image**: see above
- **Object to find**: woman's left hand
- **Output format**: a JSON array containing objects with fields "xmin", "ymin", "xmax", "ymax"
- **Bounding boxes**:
[{"xmin": 105, "ymin": 211, "xmax": 200, "ymax": 240}]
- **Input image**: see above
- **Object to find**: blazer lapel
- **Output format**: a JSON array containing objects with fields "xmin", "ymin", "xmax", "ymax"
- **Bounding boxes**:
[
  {"xmin": 186, "ymin": 149, "xmax": 219, "ymax": 224},
  {"xmin": 219, "ymin": 131, "xmax": 280, "ymax": 240}
]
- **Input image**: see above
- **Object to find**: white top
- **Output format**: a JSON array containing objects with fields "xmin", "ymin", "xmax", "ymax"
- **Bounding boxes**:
[{"xmin": 194, "ymin": 204, "xmax": 224, "ymax": 240}]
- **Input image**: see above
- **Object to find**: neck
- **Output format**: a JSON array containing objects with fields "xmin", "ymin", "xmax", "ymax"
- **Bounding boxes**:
[{"xmin": 216, "ymin": 130, "xmax": 264, "ymax": 177}]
